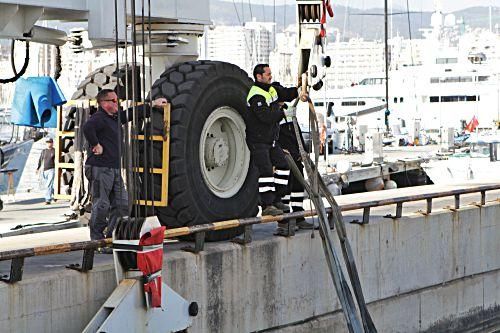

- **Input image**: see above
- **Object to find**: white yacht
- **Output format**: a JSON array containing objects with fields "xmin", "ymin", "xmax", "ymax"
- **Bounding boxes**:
[{"xmin": 309, "ymin": 6, "xmax": 500, "ymax": 145}]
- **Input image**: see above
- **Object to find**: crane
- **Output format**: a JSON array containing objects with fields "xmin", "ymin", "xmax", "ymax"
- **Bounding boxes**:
[{"xmin": 0, "ymin": 0, "xmax": 333, "ymax": 331}]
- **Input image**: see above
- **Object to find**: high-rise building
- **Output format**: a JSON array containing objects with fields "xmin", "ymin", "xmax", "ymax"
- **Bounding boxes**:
[
  {"xmin": 202, "ymin": 25, "xmax": 253, "ymax": 75},
  {"xmin": 201, "ymin": 19, "xmax": 276, "ymax": 75},
  {"xmin": 324, "ymin": 39, "xmax": 386, "ymax": 90},
  {"xmin": 244, "ymin": 19, "xmax": 276, "ymax": 66},
  {"xmin": 269, "ymin": 27, "xmax": 298, "ymax": 87}
]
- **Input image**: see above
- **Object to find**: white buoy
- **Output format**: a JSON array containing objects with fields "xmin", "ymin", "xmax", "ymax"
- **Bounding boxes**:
[{"xmin": 384, "ymin": 180, "xmax": 398, "ymax": 190}]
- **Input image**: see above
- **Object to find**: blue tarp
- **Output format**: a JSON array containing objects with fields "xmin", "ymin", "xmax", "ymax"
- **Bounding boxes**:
[{"xmin": 11, "ymin": 77, "xmax": 66, "ymax": 128}]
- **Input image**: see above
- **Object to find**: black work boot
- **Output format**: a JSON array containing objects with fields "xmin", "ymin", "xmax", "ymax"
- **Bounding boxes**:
[
  {"xmin": 262, "ymin": 205, "xmax": 283, "ymax": 216},
  {"xmin": 275, "ymin": 222, "xmax": 290, "ymax": 236},
  {"xmin": 296, "ymin": 217, "xmax": 314, "ymax": 229},
  {"xmin": 273, "ymin": 201, "xmax": 290, "ymax": 213}
]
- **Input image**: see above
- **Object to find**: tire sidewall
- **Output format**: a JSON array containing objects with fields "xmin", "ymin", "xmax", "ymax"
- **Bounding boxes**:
[{"xmin": 182, "ymin": 74, "xmax": 257, "ymax": 222}]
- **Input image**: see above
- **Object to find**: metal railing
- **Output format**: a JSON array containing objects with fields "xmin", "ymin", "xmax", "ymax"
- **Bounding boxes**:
[{"xmin": 0, "ymin": 184, "xmax": 499, "ymax": 283}]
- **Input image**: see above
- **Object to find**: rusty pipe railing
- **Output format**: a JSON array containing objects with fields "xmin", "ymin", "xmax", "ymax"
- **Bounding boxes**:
[
  {"xmin": 0, "ymin": 184, "xmax": 498, "ymax": 282},
  {"xmin": 0, "ymin": 184, "xmax": 499, "ymax": 261}
]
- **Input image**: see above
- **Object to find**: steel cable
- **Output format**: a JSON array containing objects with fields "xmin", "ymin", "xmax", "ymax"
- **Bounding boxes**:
[
  {"xmin": 140, "ymin": 0, "xmax": 150, "ymax": 216},
  {"xmin": 122, "ymin": 0, "xmax": 134, "ymax": 219},
  {"xmin": 114, "ymin": 0, "xmax": 125, "ymax": 231},
  {"xmin": 287, "ymin": 96, "xmax": 362, "ymax": 332},
  {"xmin": 131, "ymin": 0, "xmax": 141, "ymax": 219},
  {"xmin": 287, "ymin": 91, "xmax": 379, "ymax": 331},
  {"xmin": 147, "ymin": 0, "xmax": 155, "ymax": 213}
]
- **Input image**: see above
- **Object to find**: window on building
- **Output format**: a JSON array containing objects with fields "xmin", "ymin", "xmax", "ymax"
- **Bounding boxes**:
[
  {"xmin": 400, "ymin": 97, "xmax": 404, "ymax": 103},
  {"xmin": 394, "ymin": 97, "xmax": 398, "ymax": 103},
  {"xmin": 441, "ymin": 96, "xmax": 460, "ymax": 102},
  {"xmin": 443, "ymin": 77, "xmax": 460, "ymax": 83},
  {"xmin": 432, "ymin": 95, "xmax": 478, "ymax": 103},
  {"xmin": 436, "ymin": 58, "xmax": 458, "ymax": 64}
]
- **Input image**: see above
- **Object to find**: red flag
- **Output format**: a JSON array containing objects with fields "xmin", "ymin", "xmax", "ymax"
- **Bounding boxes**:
[
  {"xmin": 137, "ymin": 226, "xmax": 166, "ymax": 308},
  {"xmin": 465, "ymin": 116, "xmax": 479, "ymax": 132}
]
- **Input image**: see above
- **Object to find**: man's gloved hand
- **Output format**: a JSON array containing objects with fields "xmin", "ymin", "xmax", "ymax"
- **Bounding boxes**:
[
  {"xmin": 283, "ymin": 105, "xmax": 296, "ymax": 119},
  {"xmin": 299, "ymin": 90, "xmax": 309, "ymax": 102},
  {"xmin": 152, "ymin": 97, "xmax": 168, "ymax": 107}
]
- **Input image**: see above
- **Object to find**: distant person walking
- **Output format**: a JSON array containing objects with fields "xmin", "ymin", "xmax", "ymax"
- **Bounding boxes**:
[{"xmin": 36, "ymin": 138, "xmax": 55, "ymax": 204}]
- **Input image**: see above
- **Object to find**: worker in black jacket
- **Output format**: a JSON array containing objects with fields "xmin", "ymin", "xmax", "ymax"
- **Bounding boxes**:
[
  {"xmin": 277, "ymin": 102, "xmax": 314, "ymax": 232},
  {"xmin": 245, "ymin": 64, "xmax": 303, "ymax": 216},
  {"xmin": 83, "ymin": 89, "xmax": 167, "ymax": 242}
]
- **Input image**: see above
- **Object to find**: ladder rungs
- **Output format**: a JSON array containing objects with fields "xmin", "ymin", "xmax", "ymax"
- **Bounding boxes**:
[
  {"xmin": 57, "ymin": 131, "xmax": 75, "ymax": 137},
  {"xmin": 58, "ymin": 163, "xmax": 75, "ymax": 169},
  {"xmin": 133, "ymin": 135, "xmax": 165, "ymax": 141},
  {"xmin": 133, "ymin": 168, "xmax": 164, "ymax": 174},
  {"xmin": 135, "ymin": 200, "xmax": 167, "ymax": 207}
]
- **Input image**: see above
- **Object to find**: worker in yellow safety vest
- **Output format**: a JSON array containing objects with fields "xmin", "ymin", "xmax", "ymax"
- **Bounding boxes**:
[{"xmin": 245, "ymin": 64, "xmax": 306, "ymax": 221}]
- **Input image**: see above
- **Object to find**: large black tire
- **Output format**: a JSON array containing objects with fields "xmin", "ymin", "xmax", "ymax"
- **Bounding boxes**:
[{"xmin": 149, "ymin": 61, "xmax": 259, "ymax": 241}]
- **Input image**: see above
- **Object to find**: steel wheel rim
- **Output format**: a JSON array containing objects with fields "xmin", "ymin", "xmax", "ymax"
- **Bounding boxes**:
[{"xmin": 199, "ymin": 106, "xmax": 250, "ymax": 198}]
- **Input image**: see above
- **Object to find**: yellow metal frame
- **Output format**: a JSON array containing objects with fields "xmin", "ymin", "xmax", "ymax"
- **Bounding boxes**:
[
  {"xmin": 133, "ymin": 103, "xmax": 170, "ymax": 207},
  {"xmin": 54, "ymin": 100, "xmax": 170, "ymax": 206},
  {"xmin": 54, "ymin": 105, "xmax": 76, "ymax": 200},
  {"xmin": 54, "ymin": 100, "xmax": 95, "ymax": 200},
  {"xmin": 55, "ymin": 100, "xmax": 98, "ymax": 199}
]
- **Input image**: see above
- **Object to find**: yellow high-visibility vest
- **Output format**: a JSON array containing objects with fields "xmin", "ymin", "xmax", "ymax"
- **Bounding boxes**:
[{"xmin": 246, "ymin": 85, "xmax": 278, "ymax": 106}]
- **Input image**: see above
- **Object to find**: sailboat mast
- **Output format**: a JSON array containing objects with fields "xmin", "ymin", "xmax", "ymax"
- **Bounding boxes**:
[{"xmin": 384, "ymin": 0, "xmax": 389, "ymax": 132}]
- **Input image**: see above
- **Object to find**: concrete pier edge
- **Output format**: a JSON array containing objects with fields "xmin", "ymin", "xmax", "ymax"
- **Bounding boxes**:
[{"xmin": 0, "ymin": 201, "xmax": 499, "ymax": 332}]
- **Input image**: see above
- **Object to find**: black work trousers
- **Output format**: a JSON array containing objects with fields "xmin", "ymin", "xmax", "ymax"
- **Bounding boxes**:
[
  {"xmin": 248, "ymin": 142, "xmax": 290, "ymax": 207},
  {"xmin": 84, "ymin": 166, "xmax": 128, "ymax": 240},
  {"xmin": 278, "ymin": 123, "xmax": 305, "ymax": 212},
  {"xmin": 281, "ymin": 158, "xmax": 305, "ymax": 213}
]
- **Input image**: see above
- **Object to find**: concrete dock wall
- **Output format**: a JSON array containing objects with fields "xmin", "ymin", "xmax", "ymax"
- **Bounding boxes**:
[{"xmin": 1, "ymin": 202, "xmax": 499, "ymax": 332}]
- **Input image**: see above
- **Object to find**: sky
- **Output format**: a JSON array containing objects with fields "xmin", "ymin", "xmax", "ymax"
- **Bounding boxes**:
[{"xmin": 222, "ymin": 0, "xmax": 499, "ymax": 13}]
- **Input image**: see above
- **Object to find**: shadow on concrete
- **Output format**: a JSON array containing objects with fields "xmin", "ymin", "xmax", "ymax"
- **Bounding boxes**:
[
  {"xmin": 8, "ymin": 198, "xmax": 45, "ymax": 205},
  {"xmin": 5, "ymin": 206, "xmax": 65, "ymax": 212}
]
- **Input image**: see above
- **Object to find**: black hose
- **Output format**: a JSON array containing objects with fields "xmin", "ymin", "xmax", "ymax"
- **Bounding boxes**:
[
  {"xmin": 0, "ymin": 40, "xmax": 30, "ymax": 84},
  {"xmin": 10, "ymin": 40, "xmax": 17, "ymax": 76},
  {"xmin": 54, "ymin": 46, "xmax": 62, "ymax": 81}
]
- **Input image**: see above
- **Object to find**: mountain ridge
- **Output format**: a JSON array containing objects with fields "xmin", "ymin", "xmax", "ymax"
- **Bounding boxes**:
[{"xmin": 211, "ymin": 1, "xmax": 500, "ymax": 40}]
